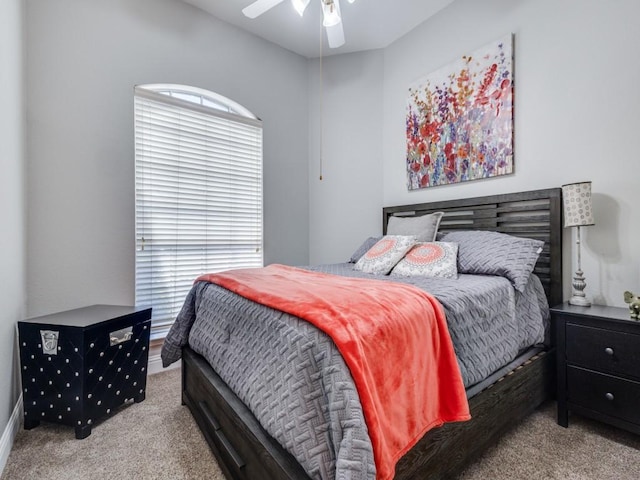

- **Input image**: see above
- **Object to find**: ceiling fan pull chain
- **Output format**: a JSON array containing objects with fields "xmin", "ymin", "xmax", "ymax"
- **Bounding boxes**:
[{"xmin": 319, "ymin": 14, "xmax": 324, "ymax": 181}]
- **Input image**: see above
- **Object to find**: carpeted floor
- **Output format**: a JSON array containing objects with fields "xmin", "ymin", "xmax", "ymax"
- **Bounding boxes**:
[{"xmin": 2, "ymin": 368, "xmax": 639, "ymax": 479}]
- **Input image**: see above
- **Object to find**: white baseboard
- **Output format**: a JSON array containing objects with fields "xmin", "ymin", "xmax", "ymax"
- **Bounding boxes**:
[
  {"xmin": 0, "ymin": 393, "xmax": 22, "ymax": 475},
  {"xmin": 147, "ymin": 346, "xmax": 180, "ymax": 375}
]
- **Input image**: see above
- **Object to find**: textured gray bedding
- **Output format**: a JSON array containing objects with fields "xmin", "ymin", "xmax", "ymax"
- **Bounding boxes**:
[
  {"xmin": 308, "ymin": 264, "xmax": 549, "ymax": 387},
  {"xmin": 162, "ymin": 264, "xmax": 549, "ymax": 480}
]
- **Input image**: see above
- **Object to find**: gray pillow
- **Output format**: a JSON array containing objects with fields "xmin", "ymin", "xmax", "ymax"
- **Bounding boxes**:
[
  {"xmin": 441, "ymin": 230, "xmax": 544, "ymax": 292},
  {"xmin": 387, "ymin": 212, "xmax": 444, "ymax": 242},
  {"xmin": 349, "ymin": 236, "xmax": 382, "ymax": 263}
]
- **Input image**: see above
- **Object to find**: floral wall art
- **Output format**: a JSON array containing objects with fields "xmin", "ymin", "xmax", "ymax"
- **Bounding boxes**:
[{"xmin": 406, "ymin": 35, "xmax": 514, "ymax": 190}]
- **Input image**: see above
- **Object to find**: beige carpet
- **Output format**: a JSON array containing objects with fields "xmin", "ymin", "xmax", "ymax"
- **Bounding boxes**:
[
  {"xmin": 1, "ymin": 368, "xmax": 224, "ymax": 480},
  {"xmin": 2, "ymin": 368, "xmax": 639, "ymax": 479}
]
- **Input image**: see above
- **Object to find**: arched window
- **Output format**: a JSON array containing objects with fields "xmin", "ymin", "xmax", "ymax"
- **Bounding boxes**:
[{"xmin": 134, "ymin": 84, "xmax": 263, "ymax": 337}]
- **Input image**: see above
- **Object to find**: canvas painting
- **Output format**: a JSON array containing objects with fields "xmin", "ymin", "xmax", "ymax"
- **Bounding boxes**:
[{"xmin": 406, "ymin": 35, "xmax": 514, "ymax": 190}]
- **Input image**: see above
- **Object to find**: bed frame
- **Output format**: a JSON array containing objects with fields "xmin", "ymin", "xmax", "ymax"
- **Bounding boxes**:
[{"xmin": 181, "ymin": 187, "xmax": 563, "ymax": 480}]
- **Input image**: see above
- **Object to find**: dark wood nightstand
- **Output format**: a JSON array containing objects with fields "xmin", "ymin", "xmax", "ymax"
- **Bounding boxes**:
[
  {"xmin": 18, "ymin": 305, "xmax": 152, "ymax": 439},
  {"xmin": 552, "ymin": 303, "xmax": 640, "ymax": 435}
]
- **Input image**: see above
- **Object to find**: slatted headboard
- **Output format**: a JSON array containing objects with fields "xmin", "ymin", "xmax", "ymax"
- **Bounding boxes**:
[{"xmin": 382, "ymin": 188, "xmax": 563, "ymax": 307}]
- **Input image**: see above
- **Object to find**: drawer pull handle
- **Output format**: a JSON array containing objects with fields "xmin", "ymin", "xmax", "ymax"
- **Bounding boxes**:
[
  {"xmin": 199, "ymin": 401, "xmax": 246, "ymax": 470},
  {"xmin": 605, "ymin": 392, "xmax": 614, "ymax": 401},
  {"xmin": 604, "ymin": 347, "xmax": 614, "ymax": 356},
  {"xmin": 214, "ymin": 426, "xmax": 246, "ymax": 471},
  {"xmin": 40, "ymin": 330, "xmax": 59, "ymax": 355},
  {"xmin": 110, "ymin": 326, "xmax": 133, "ymax": 346},
  {"xmin": 199, "ymin": 401, "xmax": 221, "ymax": 430}
]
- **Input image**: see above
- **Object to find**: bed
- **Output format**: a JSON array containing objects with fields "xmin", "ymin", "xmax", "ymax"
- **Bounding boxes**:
[{"xmin": 164, "ymin": 187, "xmax": 563, "ymax": 480}]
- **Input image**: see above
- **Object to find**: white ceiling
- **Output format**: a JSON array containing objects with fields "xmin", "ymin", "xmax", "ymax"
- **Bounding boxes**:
[{"xmin": 181, "ymin": 0, "xmax": 455, "ymax": 58}]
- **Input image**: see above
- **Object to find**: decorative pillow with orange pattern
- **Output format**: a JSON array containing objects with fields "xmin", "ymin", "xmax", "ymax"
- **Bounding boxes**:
[
  {"xmin": 354, "ymin": 235, "xmax": 416, "ymax": 275},
  {"xmin": 391, "ymin": 242, "xmax": 458, "ymax": 278}
]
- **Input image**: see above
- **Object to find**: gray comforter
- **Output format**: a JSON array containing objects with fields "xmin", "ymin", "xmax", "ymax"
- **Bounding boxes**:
[{"xmin": 162, "ymin": 264, "xmax": 549, "ymax": 480}]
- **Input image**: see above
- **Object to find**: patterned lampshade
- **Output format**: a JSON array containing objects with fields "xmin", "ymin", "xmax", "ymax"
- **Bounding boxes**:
[{"xmin": 562, "ymin": 181, "xmax": 595, "ymax": 228}]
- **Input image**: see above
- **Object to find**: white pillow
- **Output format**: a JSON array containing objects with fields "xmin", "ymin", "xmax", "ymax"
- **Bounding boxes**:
[
  {"xmin": 391, "ymin": 242, "xmax": 458, "ymax": 278},
  {"xmin": 386, "ymin": 212, "xmax": 444, "ymax": 242},
  {"xmin": 354, "ymin": 235, "xmax": 416, "ymax": 275}
]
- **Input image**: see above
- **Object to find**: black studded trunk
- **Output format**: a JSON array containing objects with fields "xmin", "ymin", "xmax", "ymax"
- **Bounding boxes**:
[{"xmin": 18, "ymin": 305, "xmax": 152, "ymax": 439}]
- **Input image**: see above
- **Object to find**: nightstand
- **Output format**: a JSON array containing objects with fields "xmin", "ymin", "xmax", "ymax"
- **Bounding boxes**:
[
  {"xmin": 552, "ymin": 303, "xmax": 640, "ymax": 435},
  {"xmin": 18, "ymin": 305, "xmax": 152, "ymax": 439}
]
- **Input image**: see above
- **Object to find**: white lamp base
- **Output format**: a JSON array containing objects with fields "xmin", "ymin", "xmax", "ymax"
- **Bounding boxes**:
[
  {"xmin": 569, "ymin": 269, "xmax": 591, "ymax": 307},
  {"xmin": 569, "ymin": 295, "xmax": 591, "ymax": 307}
]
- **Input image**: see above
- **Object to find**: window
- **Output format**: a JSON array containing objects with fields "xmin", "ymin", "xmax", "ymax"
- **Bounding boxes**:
[{"xmin": 134, "ymin": 84, "xmax": 263, "ymax": 338}]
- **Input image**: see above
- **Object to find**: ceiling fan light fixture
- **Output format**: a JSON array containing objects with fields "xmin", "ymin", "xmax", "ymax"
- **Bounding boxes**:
[
  {"xmin": 322, "ymin": 0, "xmax": 341, "ymax": 27},
  {"xmin": 346, "ymin": 0, "xmax": 355, "ymax": 3},
  {"xmin": 291, "ymin": 0, "xmax": 310, "ymax": 16}
]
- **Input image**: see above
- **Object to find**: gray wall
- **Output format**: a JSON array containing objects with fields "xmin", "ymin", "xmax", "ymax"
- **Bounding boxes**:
[
  {"xmin": 26, "ymin": 0, "xmax": 309, "ymax": 317},
  {"xmin": 311, "ymin": 0, "xmax": 640, "ymax": 308},
  {"xmin": 307, "ymin": 50, "xmax": 384, "ymax": 264},
  {"xmin": 0, "ymin": 0, "xmax": 26, "ymax": 450},
  {"xmin": 382, "ymin": 0, "xmax": 639, "ymax": 307}
]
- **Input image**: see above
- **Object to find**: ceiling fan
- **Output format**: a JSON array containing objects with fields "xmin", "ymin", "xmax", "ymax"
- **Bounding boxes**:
[{"xmin": 242, "ymin": 0, "xmax": 355, "ymax": 49}]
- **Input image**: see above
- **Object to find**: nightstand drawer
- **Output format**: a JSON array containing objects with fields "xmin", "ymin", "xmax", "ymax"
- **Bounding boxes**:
[
  {"xmin": 567, "ymin": 366, "xmax": 640, "ymax": 425},
  {"xmin": 566, "ymin": 323, "xmax": 640, "ymax": 379}
]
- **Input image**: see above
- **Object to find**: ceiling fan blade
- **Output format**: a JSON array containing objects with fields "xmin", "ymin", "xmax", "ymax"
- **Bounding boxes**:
[
  {"xmin": 326, "ymin": 20, "xmax": 345, "ymax": 48},
  {"xmin": 242, "ymin": 0, "xmax": 285, "ymax": 19}
]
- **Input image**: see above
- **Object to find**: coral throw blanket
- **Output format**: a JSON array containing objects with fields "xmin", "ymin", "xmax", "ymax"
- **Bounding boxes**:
[{"xmin": 197, "ymin": 264, "xmax": 470, "ymax": 480}]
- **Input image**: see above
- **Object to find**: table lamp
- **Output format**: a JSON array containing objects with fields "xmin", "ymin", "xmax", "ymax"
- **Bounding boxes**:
[{"xmin": 562, "ymin": 181, "xmax": 595, "ymax": 306}]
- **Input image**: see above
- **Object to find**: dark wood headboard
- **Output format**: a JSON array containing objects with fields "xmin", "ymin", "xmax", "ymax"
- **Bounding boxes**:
[{"xmin": 382, "ymin": 188, "xmax": 563, "ymax": 307}]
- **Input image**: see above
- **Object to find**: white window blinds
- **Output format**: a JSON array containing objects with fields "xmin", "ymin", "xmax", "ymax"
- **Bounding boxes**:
[{"xmin": 134, "ymin": 86, "xmax": 263, "ymax": 337}]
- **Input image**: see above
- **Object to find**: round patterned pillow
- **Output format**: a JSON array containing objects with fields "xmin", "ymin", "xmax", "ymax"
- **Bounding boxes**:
[
  {"xmin": 354, "ymin": 235, "xmax": 417, "ymax": 274},
  {"xmin": 391, "ymin": 242, "xmax": 458, "ymax": 278}
]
